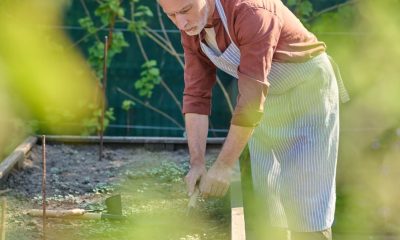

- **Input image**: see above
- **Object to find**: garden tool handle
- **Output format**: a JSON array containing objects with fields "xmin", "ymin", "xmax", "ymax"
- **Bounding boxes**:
[
  {"xmin": 186, "ymin": 186, "xmax": 200, "ymax": 216},
  {"xmin": 188, "ymin": 186, "xmax": 200, "ymax": 209},
  {"xmin": 27, "ymin": 209, "xmax": 125, "ymax": 221}
]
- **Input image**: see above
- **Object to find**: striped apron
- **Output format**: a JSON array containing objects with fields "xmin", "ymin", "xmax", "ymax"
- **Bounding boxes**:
[{"xmin": 200, "ymin": 0, "xmax": 349, "ymax": 232}]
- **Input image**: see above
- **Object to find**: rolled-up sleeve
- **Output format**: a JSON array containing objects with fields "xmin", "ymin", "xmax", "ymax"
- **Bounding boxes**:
[
  {"xmin": 181, "ymin": 34, "xmax": 217, "ymax": 115},
  {"xmin": 231, "ymin": 7, "xmax": 282, "ymax": 127}
]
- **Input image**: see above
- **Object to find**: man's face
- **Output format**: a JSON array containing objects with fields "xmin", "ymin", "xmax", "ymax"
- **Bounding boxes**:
[{"xmin": 159, "ymin": 0, "xmax": 210, "ymax": 36}]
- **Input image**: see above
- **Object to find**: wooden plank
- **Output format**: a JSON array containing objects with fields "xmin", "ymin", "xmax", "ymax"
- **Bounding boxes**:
[
  {"xmin": 0, "ymin": 198, "xmax": 8, "ymax": 240},
  {"xmin": 231, "ymin": 162, "xmax": 246, "ymax": 240},
  {"xmin": 0, "ymin": 198, "xmax": 6, "ymax": 240},
  {"xmin": 0, "ymin": 136, "xmax": 37, "ymax": 179},
  {"xmin": 231, "ymin": 207, "xmax": 245, "ymax": 240},
  {"xmin": 43, "ymin": 135, "xmax": 225, "ymax": 145}
]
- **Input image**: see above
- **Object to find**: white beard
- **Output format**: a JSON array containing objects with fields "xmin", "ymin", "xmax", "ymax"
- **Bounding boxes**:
[{"xmin": 185, "ymin": 2, "xmax": 209, "ymax": 36}]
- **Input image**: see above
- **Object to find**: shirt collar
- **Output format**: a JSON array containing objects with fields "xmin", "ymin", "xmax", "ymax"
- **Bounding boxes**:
[
  {"xmin": 205, "ymin": 4, "xmax": 220, "ymax": 28},
  {"xmin": 200, "ymin": 4, "xmax": 220, "ymax": 40}
]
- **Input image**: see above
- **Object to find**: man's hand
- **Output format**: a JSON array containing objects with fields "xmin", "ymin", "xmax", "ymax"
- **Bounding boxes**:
[
  {"xmin": 184, "ymin": 113, "xmax": 254, "ymax": 198},
  {"xmin": 199, "ymin": 124, "xmax": 254, "ymax": 198},
  {"xmin": 199, "ymin": 161, "xmax": 233, "ymax": 198},
  {"xmin": 185, "ymin": 164, "xmax": 207, "ymax": 196}
]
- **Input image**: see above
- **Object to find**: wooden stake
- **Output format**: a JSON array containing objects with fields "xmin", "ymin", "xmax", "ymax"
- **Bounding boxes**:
[
  {"xmin": 99, "ymin": 36, "xmax": 109, "ymax": 161},
  {"xmin": 41, "ymin": 135, "xmax": 46, "ymax": 240},
  {"xmin": 0, "ymin": 198, "xmax": 6, "ymax": 240}
]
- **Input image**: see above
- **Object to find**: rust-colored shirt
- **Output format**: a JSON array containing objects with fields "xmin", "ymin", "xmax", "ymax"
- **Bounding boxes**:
[{"xmin": 181, "ymin": 0, "xmax": 326, "ymax": 127}]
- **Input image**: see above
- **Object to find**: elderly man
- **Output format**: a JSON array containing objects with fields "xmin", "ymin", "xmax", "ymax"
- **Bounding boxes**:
[{"xmin": 158, "ymin": 0, "xmax": 349, "ymax": 239}]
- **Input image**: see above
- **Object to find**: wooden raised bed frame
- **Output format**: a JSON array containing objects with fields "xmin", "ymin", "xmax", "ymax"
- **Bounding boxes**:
[{"xmin": 0, "ymin": 135, "xmax": 246, "ymax": 240}]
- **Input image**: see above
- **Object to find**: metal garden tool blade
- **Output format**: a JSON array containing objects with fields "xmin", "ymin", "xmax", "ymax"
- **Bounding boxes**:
[{"xmin": 105, "ymin": 194, "xmax": 122, "ymax": 216}]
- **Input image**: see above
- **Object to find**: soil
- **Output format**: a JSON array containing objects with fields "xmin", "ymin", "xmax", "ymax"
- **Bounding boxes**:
[{"xmin": 0, "ymin": 143, "xmax": 230, "ymax": 240}]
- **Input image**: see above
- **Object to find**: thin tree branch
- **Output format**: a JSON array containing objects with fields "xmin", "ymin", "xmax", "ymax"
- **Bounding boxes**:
[
  {"xmin": 144, "ymin": 27, "xmax": 184, "ymax": 58},
  {"xmin": 79, "ymin": 0, "xmax": 101, "ymax": 42},
  {"xmin": 142, "ymin": 31, "xmax": 181, "ymax": 56},
  {"xmin": 119, "ymin": 16, "xmax": 170, "ymax": 48},
  {"xmin": 119, "ymin": 15, "xmax": 184, "ymax": 58},
  {"xmin": 135, "ymin": 32, "xmax": 183, "ymax": 112},
  {"xmin": 116, "ymin": 88, "xmax": 184, "ymax": 130},
  {"xmin": 156, "ymin": 4, "xmax": 185, "ymax": 64},
  {"xmin": 130, "ymin": 3, "xmax": 183, "ymax": 112},
  {"xmin": 107, "ymin": 13, "xmax": 116, "ymax": 49},
  {"xmin": 135, "ymin": 33, "xmax": 148, "ymax": 61},
  {"xmin": 143, "ymin": 26, "xmax": 173, "ymax": 50},
  {"xmin": 156, "ymin": 4, "xmax": 174, "ymax": 50},
  {"xmin": 71, "ymin": 24, "xmax": 108, "ymax": 48},
  {"xmin": 308, "ymin": 0, "xmax": 359, "ymax": 22},
  {"xmin": 216, "ymin": 76, "xmax": 234, "ymax": 114}
]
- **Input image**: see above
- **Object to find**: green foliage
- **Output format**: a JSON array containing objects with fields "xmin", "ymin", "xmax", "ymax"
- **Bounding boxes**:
[
  {"xmin": 127, "ymin": 21, "xmax": 146, "ymax": 36},
  {"xmin": 109, "ymin": 32, "xmax": 129, "ymax": 55},
  {"xmin": 127, "ymin": 2, "xmax": 154, "ymax": 35},
  {"xmin": 77, "ymin": 0, "xmax": 135, "ymax": 135},
  {"xmin": 27, "ymin": 120, "xmax": 40, "ymax": 134},
  {"xmin": 284, "ymin": 0, "xmax": 314, "ymax": 23},
  {"xmin": 134, "ymin": 60, "xmax": 161, "ymax": 98},
  {"xmin": 85, "ymin": 202, "xmax": 107, "ymax": 212},
  {"xmin": 95, "ymin": 0, "xmax": 125, "ymax": 25},
  {"xmin": 297, "ymin": 1, "xmax": 313, "ymax": 17},
  {"xmin": 93, "ymin": 182, "xmax": 115, "ymax": 194},
  {"xmin": 81, "ymin": 104, "xmax": 115, "ymax": 136},
  {"xmin": 134, "ymin": 5, "xmax": 153, "ymax": 18},
  {"xmin": 87, "ymin": 32, "xmax": 129, "ymax": 79},
  {"xmin": 33, "ymin": 194, "xmax": 80, "ymax": 204},
  {"xmin": 153, "ymin": 161, "xmax": 188, "ymax": 182},
  {"xmin": 78, "ymin": 17, "xmax": 97, "ymax": 34},
  {"xmin": 78, "ymin": 1, "xmax": 130, "ymax": 79},
  {"xmin": 122, "ymin": 100, "xmax": 135, "ymax": 111},
  {"xmin": 25, "ymin": 101, "xmax": 115, "ymax": 136},
  {"xmin": 76, "ymin": 0, "xmax": 161, "ymax": 134},
  {"xmin": 126, "ymin": 161, "xmax": 189, "ymax": 183},
  {"xmin": 88, "ymin": 41, "xmax": 106, "ymax": 77},
  {"xmin": 370, "ymin": 124, "xmax": 400, "ymax": 153},
  {"xmin": 310, "ymin": 5, "xmax": 355, "ymax": 32}
]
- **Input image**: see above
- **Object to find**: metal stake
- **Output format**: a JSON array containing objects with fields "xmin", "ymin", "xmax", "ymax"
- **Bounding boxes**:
[{"xmin": 99, "ymin": 36, "xmax": 109, "ymax": 161}]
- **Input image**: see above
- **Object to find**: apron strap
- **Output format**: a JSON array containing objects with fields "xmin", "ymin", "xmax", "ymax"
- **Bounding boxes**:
[
  {"xmin": 215, "ymin": 0, "xmax": 233, "ymax": 41},
  {"xmin": 328, "ymin": 56, "xmax": 350, "ymax": 103}
]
